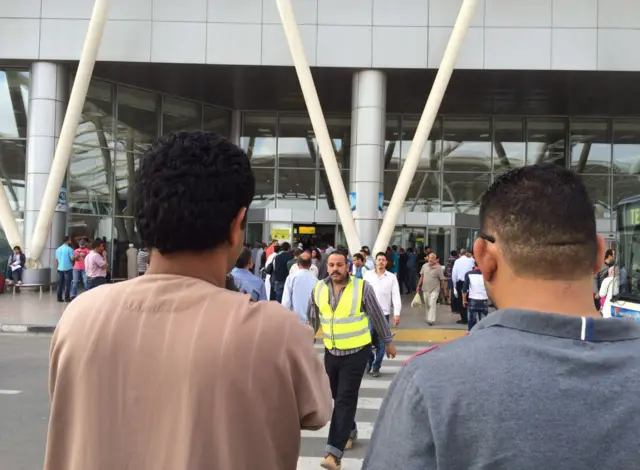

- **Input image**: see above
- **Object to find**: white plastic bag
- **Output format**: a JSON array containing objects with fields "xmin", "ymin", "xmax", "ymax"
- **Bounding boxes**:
[{"xmin": 411, "ymin": 292, "xmax": 424, "ymax": 308}]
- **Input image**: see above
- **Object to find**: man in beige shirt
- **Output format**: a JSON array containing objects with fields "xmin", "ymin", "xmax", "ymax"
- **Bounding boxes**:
[
  {"xmin": 44, "ymin": 131, "xmax": 332, "ymax": 470},
  {"xmin": 417, "ymin": 253, "xmax": 446, "ymax": 325}
]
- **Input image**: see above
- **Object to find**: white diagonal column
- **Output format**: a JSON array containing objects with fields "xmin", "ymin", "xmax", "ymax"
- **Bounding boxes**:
[
  {"xmin": 350, "ymin": 71, "xmax": 385, "ymax": 250},
  {"xmin": 374, "ymin": 0, "xmax": 478, "ymax": 255},
  {"xmin": 25, "ymin": 62, "xmax": 68, "ymax": 276}
]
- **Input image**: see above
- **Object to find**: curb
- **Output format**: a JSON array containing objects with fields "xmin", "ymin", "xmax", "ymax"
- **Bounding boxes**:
[{"xmin": 0, "ymin": 324, "xmax": 56, "ymax": 334}]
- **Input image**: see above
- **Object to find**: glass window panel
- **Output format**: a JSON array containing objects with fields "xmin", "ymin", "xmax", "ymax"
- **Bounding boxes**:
[
  {"xmin": 493, "ymin": 118, "xmax": 525, "ymax": 174},
  {"xmin": 202, "ymin": 106, "xmax": 231, "ymax": 138},
  {"xmin": 405, "ymin": 227, "xmax": 426, "ymax": 252},
  {"xmin": 76, "ymin": 80, "xmax": 114, "ymax": 148},
  {"xmin": 613, "ymin": 175, "xmax": 640, "ymax": 209},
  {"xmin": 442, "ymin": 118, "xmax": 491, "ymax": 172},
  {"xmin": 427, "ymin": 227, "xmax": 451, "ymax": 261},
  {"xmin": 278, "ymin": 114, "xmax": 316, "ymax": 168},
  {"xmin": 321, "ymin": 114, "xmax": 351, "ymax": 169},
  {"xmin": 114, "ymin": 87, "xmax": 159, "ymax": 217},
  {"xmin": 570, "ymin": 120, "xmax": 611, "ymax": 174},
  {"xmin": 442, "ymin": 172, "xmax": 491, "ymax": 214},
  {"xmin": 385, "ymin": 115, "xmax": 401, "ymax": 170},
  {"xmin": 401, "ymin": 115, "xmax": 442, "ymax": 171},
  {"xmin": 0, "ymin": 69, "xmax": 29, "ymax": 139},
  {"xmin": 613, "ymin": 120, "xmax": 640, "ymax": 175},
  {"xmin": 162, "ymin": 96, "xmax": 201, "ymax": 133},
  {"xmin": 383, "ymin": 171, "xmax": 440, "ymax": 212},
  {"xmin": 278, "ymin": 168, "xmax": 315, "ymax": 209},
  {"xmin": 389, "ymin": 227, "xmax": 403, "ymax": 249},
  {"xmin": 318, "ymin": 170, "xmax": 350, "ymax": 211},
  {"xmin": 455, "ymin": 228, "xmax": 475, "ymax": 252},
  {"xmin": 526, "ymin": 118, "xmax": 567, "ymax": 167},
  {"xmin": 246, "ymin": 223, "xmax": 264, "ymax": 246},
  {"xmin": 69, "ymin": 144, "xmax": 113, "ymax": 215},
  {"xmin": 252, "ymin": 168, "xmax": 276, "ymax": 209},
  {"xmin": 241, "ymin": 113, "xmax": 276, "ymax": 167},
  {"xmin": 0, "ymin": 139, "xmax": 26, "ymax": 213},
  {"xmin": 580, "ymin": 174, "xmax": 611, "ymax": 218}
]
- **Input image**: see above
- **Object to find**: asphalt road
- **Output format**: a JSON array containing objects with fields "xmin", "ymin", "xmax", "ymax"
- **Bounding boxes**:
[{"xmin": 0, "ymin": 334, "xmax": 51, "ymax": 470}]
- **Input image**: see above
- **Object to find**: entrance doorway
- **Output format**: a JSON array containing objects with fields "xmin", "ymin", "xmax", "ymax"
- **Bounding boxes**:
[{"xmin": 293, "ymin": 224, "xmax": 335, "ymax": 250}]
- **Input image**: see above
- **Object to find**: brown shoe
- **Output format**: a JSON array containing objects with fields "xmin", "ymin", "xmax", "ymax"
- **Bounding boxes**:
[
  {"xmin": 320, "ymin": 454, "xmax": 341, "ymax": 470},
  {"xmin": 344, "ymin": 431, "xmax": 358, "ymax": 450}
]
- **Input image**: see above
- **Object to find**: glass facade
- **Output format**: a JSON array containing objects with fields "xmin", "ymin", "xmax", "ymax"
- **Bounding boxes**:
[
  {"xmin": 0, "ymin": 68, "xmax": 28, "ymax": 258},
  {"xmin": 240, "ymin": 112, "xmax": 350, "ymax": 210},
  {"xmin": 68, "ymin": 79, "xmax": 232, "ymax": 279}
]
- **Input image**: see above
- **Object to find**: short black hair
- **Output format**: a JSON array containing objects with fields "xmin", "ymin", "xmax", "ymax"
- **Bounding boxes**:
[
  {"xmin": 352, "ymin": 253, "xmax": 364, "ymax": 262},
  {"xmin": 134, "ymin": 131, "xmax": 255, "ymax": 254},
  {"xmin": 375, "ymin": 252, "xmax": 387, "ymax": 260},
  {"xmin": 63, "ymin": 236, "xmax": 70, "ymax": 243},
  {"xmin": 328, "ymin": 251, "xmax": 348, "ymax": 263},
  {"xmin": 92, "ymin": 239, "xmax": 102, "ymax": 249},
  {"xmin": 479, "ymin": 164, "xmax": 596, "ymax": 279},
  {"xmin": 451, "ymin": 250, "xmax": 458, "ymax": 257},
  {"xmin": 281, "ymin": 242, "xmax": 291, "ymax": 252},
  {"xmin": 235, "ymin": 247, "xmax": 253, "ymax": 269},
  {"xmin": 605, "ymin": 249, "xmax": 614, "ymax": 260},
  {"xmin": 293, "ymin": 248, "xmax": 303, "ymax": 258}
]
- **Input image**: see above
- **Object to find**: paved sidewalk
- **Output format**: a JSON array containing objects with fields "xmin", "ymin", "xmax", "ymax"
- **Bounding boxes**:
[{"xmin": 0, "ymin": 289, "xmax": 469, "ymax": 340}]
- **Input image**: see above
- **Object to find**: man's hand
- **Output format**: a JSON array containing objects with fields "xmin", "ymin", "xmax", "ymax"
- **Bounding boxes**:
[
  {"xmin": 463, "ymin": 300, "xmax": 468, "ymax": 308},
  {"xmin": 393, "ymin": 316, "xmax": 400, "ymax": 327},
  {"xmin": 386, "ymin": 343, "xmax": 397, "ymax": 359}
]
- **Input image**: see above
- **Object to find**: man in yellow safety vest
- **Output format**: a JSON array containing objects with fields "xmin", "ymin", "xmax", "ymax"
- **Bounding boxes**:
[{"xmin": 307, "ymin": 251, "xmax": 397, "ymax": 470}]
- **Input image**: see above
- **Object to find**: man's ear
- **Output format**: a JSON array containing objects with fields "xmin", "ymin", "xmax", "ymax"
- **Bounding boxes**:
[
  {"xmin": 473, "ymin": 237, "xmax": 497, "ymax": 283},
  {"xmin": 593, "ymin": 235, "xmax": 606, "ymax": 275},
  {"xmin": 229, "ymin": 207, "xmax": 247, "ymax": 247}
]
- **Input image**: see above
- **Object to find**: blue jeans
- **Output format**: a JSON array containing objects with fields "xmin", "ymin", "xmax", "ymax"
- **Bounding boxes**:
[
  {"xmin": 57, "ymin": 270, "xmax": 72, "ymax": 301},
  {"xmin": 71, "ymin": 269, "xmax": 88, "ymax": 298},
  {"xmin": 468, "ymin": 298, "xmax": 489, "ymax": 330},
  {"xmin": 368, "ymin": 315, "xmax": 389, "ymax": 372},
  {"xmin": 274, "ymin": 280, "xmax": 285, "ymax": 303}
]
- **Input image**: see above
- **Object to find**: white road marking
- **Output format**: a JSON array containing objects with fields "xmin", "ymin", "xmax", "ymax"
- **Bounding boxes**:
[
  {"xmin": 0, "ymin": 389, "xmax": 22, "ymax": 395},
  {"xmin": 298, "ymin": 457, "xmax": 363, "ymax": 469},
  {"xmin": 356, "ymin": 396, "xmax": 383, "ymax": 410},
  {"xmin": 302, "ymin": 422, "xmax": 374, "ymax": 439}
]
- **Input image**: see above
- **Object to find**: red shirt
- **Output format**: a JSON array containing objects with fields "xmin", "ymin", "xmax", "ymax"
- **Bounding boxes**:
[{"xmin": 73, "ymin": 248, "xmax": 90, "ymax": 270}]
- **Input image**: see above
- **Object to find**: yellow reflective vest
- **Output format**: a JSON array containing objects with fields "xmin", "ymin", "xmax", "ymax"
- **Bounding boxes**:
[{"xmin": 313, "ymin": 276, "xmax": 371, "ymax": 350}]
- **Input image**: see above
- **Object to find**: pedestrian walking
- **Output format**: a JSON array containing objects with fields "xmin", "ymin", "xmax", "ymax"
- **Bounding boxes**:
[
  {"xmin": 272, "ymin": 242, "xmax": 293, "ymax": 302},
  {"xmin": 55, "ymin": 236, "xmax": 74, "ymax": 302},
  {"xmin": 461, "ymin": 261, "xmax": 488, "ymax": 330},
  {"xmin": 451, "ymin": 248, "xmax": 474, "ymax": 324},
  {"xmin": 44, "ymin": 131, "xmax": 332, "ymax": 470},
  {"xmin": 416, "ymin": 253, "xmax": 446, "ymax": 326},
  {"xmin": 364, "ymin": 164, "xmax": 640, "ymax": 470},
  {"xmin": 84, "ymin": 239, "xmax": 108, "ymax": 290},
  {"xmin": 363, "ymin": 252, "xmax": 401, "ymax": 377},
  {"xmin": 282, "ymin": 252, "xmax": 318, "ymax": 323},
  {"xmin": 350, "ymin": 253, "xmax": 369, "ymax": 279},
  {"xmin": 307, "ymin": 251, "xmax": 397, "ymax": 470}
]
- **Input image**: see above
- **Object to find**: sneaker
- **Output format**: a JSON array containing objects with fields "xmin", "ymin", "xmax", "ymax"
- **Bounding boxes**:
[
  {"xmin": 365, "ymin": 364, "xmax": 372, "ymax": 375},
  {"xmin": 320, "ymin": 454, "xmax": 341, "ymax": 470},
  {"xmin": 17, "ymin": 281, "xmax": 22, "ymax": 286},
  {"xmin": 370, "ymin": 370, "xmax": 381, "ymax": 378}
]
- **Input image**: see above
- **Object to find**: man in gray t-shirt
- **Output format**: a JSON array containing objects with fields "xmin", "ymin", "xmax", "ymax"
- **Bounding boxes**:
[{"xmin": 364, "ymin": 164, "xmax": 640, "ymax": 470}]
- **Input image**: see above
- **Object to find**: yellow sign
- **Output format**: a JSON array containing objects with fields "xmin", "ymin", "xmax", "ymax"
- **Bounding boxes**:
[
  {"xmin": 298, "ymin": 226, "xmax": 316, "ymax": 235},
  {"xmin": 271, "ymin": 228, "xmax": 290, "ymax": 241}
]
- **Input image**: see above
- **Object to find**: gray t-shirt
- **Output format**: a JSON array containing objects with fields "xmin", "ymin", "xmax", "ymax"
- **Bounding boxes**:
[
  {"xmin": 364, "ymin": 309, "xmax": 640, "ymax": 470},
  {"xmin": 420, "ymin": 263, "xmax": 445, "ymax": 294}
]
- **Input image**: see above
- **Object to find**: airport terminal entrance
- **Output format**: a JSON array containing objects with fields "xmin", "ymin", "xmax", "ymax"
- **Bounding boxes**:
[{"xmin": 293, "ymin": 224, "xmax": 335, "ymax": 249}]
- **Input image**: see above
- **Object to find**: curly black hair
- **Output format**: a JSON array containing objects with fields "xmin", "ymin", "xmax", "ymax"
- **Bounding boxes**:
[{"xmin": 134, "ymin": 131, "xmax": 255, "ymax": 254}]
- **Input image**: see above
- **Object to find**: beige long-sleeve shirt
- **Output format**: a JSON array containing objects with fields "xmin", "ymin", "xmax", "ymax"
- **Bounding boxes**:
[{"xmin": 44, "ymin": 273, "xmax": 332, "ymax": 470}]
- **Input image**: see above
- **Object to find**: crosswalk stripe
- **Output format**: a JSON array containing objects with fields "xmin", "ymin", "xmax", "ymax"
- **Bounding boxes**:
[
  {"xmin": 356, "ymin": 396, "xmax": 383, "ymax": 410},
  {"xmin": 298, "ymin": 457, "xmax": 363, "ymax": 469},
  {"xmin": 0, "ymin": 389, "xmax": 22, "ymax": 395},
  {"xmin": 302, "ymin": 422, "xmax": 375, "ymax": 439}
]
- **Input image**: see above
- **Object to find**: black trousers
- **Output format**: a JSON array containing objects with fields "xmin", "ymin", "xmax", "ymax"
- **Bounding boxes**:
[
  {"xmin": 324, "ymin": 344, "xmax": 371, "ymax": 456},
  {"xmin": 456, "ymin": 280, "xmax": 468, "ymax": 323}
]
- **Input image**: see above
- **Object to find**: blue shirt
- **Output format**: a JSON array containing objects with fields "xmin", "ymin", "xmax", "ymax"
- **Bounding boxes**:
[
  {"xmin": 231, "ymin": 267, "xmax": 267, "ymax": 301},
  {"xmin": 55, "ymin": 244, "xmax": 74, "ymax": 271},
  {"xmin": 282, "ymin": 269, "xmax": 318, "ymax": 324}
]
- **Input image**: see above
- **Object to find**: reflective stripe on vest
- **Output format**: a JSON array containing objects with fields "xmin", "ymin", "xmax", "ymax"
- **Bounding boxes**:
[{"xmin": 314, "ymin": 277, "xmax": 371, "ymax": 350}]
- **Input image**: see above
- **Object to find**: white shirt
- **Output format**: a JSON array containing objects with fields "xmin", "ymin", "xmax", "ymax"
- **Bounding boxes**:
[
  {"xmin": 363, "ymin": 269, "xmax": 402, "ymax": 317},
  {"xmin": 289, "ymin": 263, "xmax": 319, "ymax": 278},
  {"xmin": 452, "ymin": 255, "xmax": 475, "ymax": 284}
]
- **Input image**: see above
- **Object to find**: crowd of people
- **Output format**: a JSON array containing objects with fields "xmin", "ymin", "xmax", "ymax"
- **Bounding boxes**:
[{"xmin": 41, "ymin": 130, "xmax": 640, "ymax": 470}]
